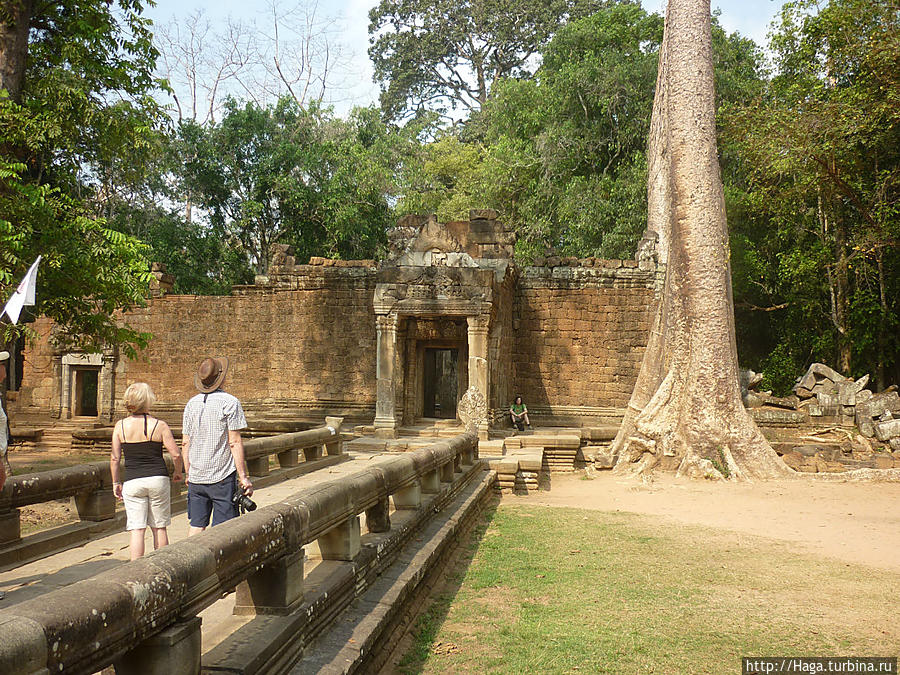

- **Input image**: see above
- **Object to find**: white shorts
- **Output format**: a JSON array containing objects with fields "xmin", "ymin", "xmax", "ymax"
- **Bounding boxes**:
[{"xmin": 122, "ymin": 475, "xmax": 171, "ymax": 530}]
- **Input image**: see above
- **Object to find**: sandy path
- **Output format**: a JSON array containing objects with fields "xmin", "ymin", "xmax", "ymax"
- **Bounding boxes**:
[{"xmin": 516, "ymin": 472, "xmax": 900, "ymax": 572}]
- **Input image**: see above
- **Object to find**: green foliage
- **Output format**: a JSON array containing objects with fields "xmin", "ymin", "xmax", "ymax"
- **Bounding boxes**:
[
  {"xmin": 0, "ymin": 0, "xmax": 165, "ymax": 355},
  {"xmin": 368, "ymin": 0, "xmax": 610, "ymax": 120},
  {"xmin": 724, "ymin": 0, "xmax": 900, "ymax": 387},
  {"xmin": 397, "ymin": 5, "xmax": 763, "ymax": 263},
  {"xmin": 178, "ymin": 99, "xmax": 416, "ymax": 274}
]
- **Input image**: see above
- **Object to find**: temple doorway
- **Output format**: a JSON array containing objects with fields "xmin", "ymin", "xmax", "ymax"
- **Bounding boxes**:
[
  {"xmin": 423, "ymin": 348, "xmax": 459, "ymax": 419},
  {"xmin": 72, "ymin": 367, "xmax": 99, "ymax": 417}
]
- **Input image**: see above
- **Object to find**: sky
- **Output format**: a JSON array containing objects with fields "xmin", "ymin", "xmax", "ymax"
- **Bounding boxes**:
[{"xmin": 145, "ymin": 0, "xmax": 788, "ymax": 117}]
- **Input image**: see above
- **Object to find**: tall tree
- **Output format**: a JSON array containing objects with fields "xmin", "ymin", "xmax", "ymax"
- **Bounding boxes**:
[
  {"xmin": 610, "ymin": 0, "xmax": 790, "ymax": 480},
  {"xmin": 368, "ymin": 0, "xmax": 609, "ymax": 120},
  {"xmin": 0, "ymin": 0, "xmax": 164, "ymax": 356}
]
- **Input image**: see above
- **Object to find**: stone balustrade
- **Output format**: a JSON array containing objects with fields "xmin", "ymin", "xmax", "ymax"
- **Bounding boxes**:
[
  {"xmin": 0, "ymin": 431, "xmax": 479, "ymax": 675},
  {"xmin": 0, "ymin": 418, "xmax": 345, "ymax": 554}
]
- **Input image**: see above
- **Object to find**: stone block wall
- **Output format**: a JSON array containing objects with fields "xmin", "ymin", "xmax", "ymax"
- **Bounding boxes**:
[
  {"xmin": 512, "ymin": 261, "xmax": 659, "ymax": 417},
  {"xmin": 16, "ymin": 266, "xmax": 379, "ymax": 424},
  {"xmin": 14, "ymin": 257, "xmax": 660, "ymax": 429}
]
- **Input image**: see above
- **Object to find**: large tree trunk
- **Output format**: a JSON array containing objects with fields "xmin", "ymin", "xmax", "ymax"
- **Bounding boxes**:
[
  {"xmin": 611, "ymin": 0, "xmax": 791, "ymax": 481},
  {"xmin": 0, "ymin": 0, "xmax": 34, "ymax": 104}
]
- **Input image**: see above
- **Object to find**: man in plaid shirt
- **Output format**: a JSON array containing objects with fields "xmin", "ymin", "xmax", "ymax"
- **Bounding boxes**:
[{"xmin": 183, "ymin": 356, "xmax": 253, "ymax": 534}]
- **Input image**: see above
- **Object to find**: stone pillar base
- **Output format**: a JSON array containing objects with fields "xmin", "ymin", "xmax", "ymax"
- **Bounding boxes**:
[
  {"xmin": 75, "ymin": 488, "xmax": 116, "ymax": 522},
  {"xmin": 303, "ymin": 445, "xmax": 323, "ymax": 462},
  {"xmin": 115, "ymin": 616, "xmax": 201, "ymax": 675},
  {"xmin": 247, "ymin": 456, "xmax": 270, "ymax": 477},
  {"xmin": 365, "ymin": 497, "xmax": 391, "ymax": 533},
  {"xmin": 234, "ymin": 549, "xmax": 304, "ymax": 615},
  {"xmin": 0, "ymin": 509, "xmax": 21, "ymax": 545}
]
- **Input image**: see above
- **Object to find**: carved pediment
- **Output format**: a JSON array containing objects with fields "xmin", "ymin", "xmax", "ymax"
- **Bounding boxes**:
[{"xmin": 414, "ymin": 219, "xmax": 464, "ymax": 254}]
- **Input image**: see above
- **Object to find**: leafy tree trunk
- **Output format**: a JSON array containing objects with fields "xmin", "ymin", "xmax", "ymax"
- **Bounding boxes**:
[
  {"xmin": 611, "ymin": 0, "xmax": 791, "ymax": 480},
  {"xmin": 0, "ymin": 0, "xmax": 33, "ymax": 103}
]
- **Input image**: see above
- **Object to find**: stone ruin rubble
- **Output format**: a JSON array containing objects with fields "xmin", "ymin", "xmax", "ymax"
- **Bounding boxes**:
[{"xmin": 740, "ymin": 363, "xmax": 900, "ymax": 472}]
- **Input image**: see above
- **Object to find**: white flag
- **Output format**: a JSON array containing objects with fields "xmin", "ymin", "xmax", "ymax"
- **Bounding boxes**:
[{"xmin": 2, "ymin": 255, "xmax": 41, "ymax": 324}]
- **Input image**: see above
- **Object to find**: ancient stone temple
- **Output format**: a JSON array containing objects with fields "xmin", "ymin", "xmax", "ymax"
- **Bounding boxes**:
[{"xmin": 10, "ymin": 211, "xmax": 661, "ymax": 436}]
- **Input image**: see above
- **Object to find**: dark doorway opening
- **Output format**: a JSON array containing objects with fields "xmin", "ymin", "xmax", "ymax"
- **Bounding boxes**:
[
  {"xmin": 73, "ymin": 368, "xmax": 99, "ymax": 417},
  {"xmin": 423, "ymin": 348, "xmax": 459, "ymax": 418}
]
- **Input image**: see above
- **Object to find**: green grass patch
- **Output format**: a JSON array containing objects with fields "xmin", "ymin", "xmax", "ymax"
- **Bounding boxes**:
[{"xmin": 396, "ymin": 504, "xmax": 899, "ymax": 674}]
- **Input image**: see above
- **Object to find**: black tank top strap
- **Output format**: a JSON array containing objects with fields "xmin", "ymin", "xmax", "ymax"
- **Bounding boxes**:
[
  {"xmin": 143, "ymin": 413, "xmax": 148, "ymax": 439},
  {"xmin": 150, "ymin": 417, "xmax": 160, "ymax": 440}
]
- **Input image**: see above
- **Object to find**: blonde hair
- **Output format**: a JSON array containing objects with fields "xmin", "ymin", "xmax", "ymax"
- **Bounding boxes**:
[{"xmin": 123, "ymin": 382, "xmax": 156, "ymax": 414}]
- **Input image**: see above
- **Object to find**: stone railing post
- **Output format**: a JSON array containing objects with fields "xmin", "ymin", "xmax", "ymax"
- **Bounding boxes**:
[
  {"xmin": 277, "ymin": 448, "xmax": 299, "ymax": 467},
  {"xmin": 114, "ymin": 616, "xmax": 202, "ymax": 675},
  {"xmin": 74, "ymin": 486, "xmax": 116, "ymax": 522},
  {"xmin": 304, "ymin": 444, "xmax": 323, "ymax": 462},
  {"xmin": 318, "ymin": 516, "xmax": 361, "ymax": 561},
  {"xmin": 234, "ymin": 550, "xmax": 305, "ymax": 615},
  {"xmin": 246, "ymin": 455, "xmax": 270, "ymax": 477},
  {"xmin": 420, "ymin": 469, "xmax": 440, "ymax": 494},
  {"xmin": 0, "ymin": 508, "xmax": 21, "ymax": 545},
  {"xmin": 392, "ymin": 481, "xmax": 421, "ymax": 510},
  {"xmin": 365, "ymin": 497, "xmax": 391, "ymax": 533},
  {"xmin": 324, "ymin": 416, "xmax": 344, "ymax": 456}
]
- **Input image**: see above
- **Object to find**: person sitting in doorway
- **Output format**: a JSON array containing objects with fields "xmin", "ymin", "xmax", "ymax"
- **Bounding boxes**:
[
  {"xmin": 510, "ymin": 395, "xmax": 531, "ymax": 431},
  {"xmin": 110, "ymin": 382, "xmax": 183, "ymax": 561}
]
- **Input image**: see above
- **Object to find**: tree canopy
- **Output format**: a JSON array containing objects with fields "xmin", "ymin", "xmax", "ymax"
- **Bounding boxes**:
[
  {"xmin": 368, "ymin": 0, "xmax": 610, "ymax": 120},
  {"xmin": 0, "ymin": 0, "xmax": 165, "ymax": 355},
  {"xmin": 723, "ymin": 0, "xmax": 900, "ymax": 390}
]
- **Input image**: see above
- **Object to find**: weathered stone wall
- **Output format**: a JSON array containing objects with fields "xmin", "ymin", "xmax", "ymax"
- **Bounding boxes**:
[
  {"xmin": 15, "ymin": 256, "xmax": 661, "ymax": 429},
  {"xmin": 16, "ymin": 317, "xmax": 57, "ymax": 411},
  {"xmin": 512, "ymin": 261, "xmax": 659, "ymax": 420},
  {"xmin": 16, "ymin": 266, "xmax": 379, "ymax": 424}
]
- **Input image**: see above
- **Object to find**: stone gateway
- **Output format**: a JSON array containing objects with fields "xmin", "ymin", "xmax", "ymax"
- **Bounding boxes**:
[{"xmin": 11, "ymin": 212, "xmax": 660, "ymax": 435}]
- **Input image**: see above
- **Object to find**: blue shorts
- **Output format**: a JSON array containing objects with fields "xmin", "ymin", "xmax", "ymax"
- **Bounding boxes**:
[{"xmin": 187, "ymin": 472, "xmax": 238, "ymax": 528}]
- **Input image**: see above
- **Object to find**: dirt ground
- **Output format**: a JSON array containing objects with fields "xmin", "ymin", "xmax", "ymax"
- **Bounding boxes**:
[{"xmin": 524, "ymin": 471, "xmax": 900, "ymax": 572}]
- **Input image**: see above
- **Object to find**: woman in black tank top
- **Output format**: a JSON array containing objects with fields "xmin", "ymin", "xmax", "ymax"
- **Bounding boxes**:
[{"xmin": 110, "ymin": 383, "xmax": 184, "ymax": 560}]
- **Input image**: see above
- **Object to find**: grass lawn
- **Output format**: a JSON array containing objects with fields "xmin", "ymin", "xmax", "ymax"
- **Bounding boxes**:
[{"xmin": 396, "ymin": 502, "xmax": 899, "ymax": 674}]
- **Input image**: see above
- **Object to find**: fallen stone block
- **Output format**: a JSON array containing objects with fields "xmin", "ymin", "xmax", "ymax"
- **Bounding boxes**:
[
  {"xmin": 796, "ymin": 363, "xmax": 847, "ymax": 392},
  {"xmin": 591, "ymin": 447, "xmax": 615, "ymax": 469},
  {"xmin": 855, "ymin": 389, "xmax": 900, "ymax": 437},
  {"xmin": 874, "ymin": 418, "xmax": 900, "ymax": 442}
]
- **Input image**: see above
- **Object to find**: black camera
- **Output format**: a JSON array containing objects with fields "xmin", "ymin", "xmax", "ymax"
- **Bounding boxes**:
[{"xmin": 232, "ymin": 488, "xmax": 257, "ymax": 514}]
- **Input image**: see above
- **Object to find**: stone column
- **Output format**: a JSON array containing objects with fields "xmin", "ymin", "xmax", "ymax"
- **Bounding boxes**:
[
  {"xmin": 467, "ymin": 315, "xmax": 490, "ymax": 439},
  {"xmin": 101, "ymin": 351, "xmax": 117, "ymax": 423},
  {"xmin": 374, "ymin": 314, "xmax": 400, "ymax": 438}
]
